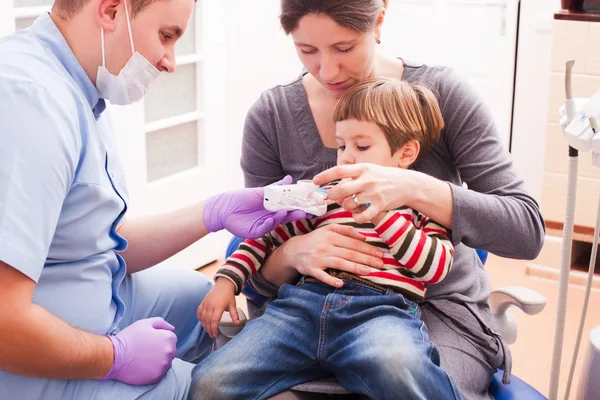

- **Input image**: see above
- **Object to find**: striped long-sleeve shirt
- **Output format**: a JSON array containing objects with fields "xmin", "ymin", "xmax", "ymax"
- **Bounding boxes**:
[{"xmin": 216, "ymin": 183, "xmax": 454, "ymax": 302}]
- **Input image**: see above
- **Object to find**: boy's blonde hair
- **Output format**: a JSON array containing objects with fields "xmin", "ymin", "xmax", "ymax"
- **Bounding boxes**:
[{"xmin": 333, "ymin": 77, "xmax": 444, "ymax": 160}]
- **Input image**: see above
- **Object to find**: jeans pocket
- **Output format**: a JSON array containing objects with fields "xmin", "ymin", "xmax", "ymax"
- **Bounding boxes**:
[
  {"xmin": 406, "ymin": 299, "xmax": 420, "ymax": 317},
  {"xmin": 388, "ymin": 290, "xmax": 420, "ymax": 317},
  {"xmin": 277, "ymin": 283, "xmax": 292, "ymax": 298},
  {"xmin": 296, "ymin": 276, "xmax": 307, "ymax": 286}
]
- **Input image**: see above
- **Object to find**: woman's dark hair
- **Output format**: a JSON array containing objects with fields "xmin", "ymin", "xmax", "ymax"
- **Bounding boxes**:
[{"xmin": 280, "ymin": 0, "xmax": 388, "ymax": 34}]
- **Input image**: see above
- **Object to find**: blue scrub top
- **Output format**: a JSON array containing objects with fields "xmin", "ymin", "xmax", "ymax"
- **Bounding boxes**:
[{"xmin": 0, "ymin": 13, "xmax": 128, "ymax": 335}]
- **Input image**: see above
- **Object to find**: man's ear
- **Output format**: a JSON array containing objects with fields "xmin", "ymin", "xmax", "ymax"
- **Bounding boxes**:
[
  {"xmin": 96, "ymin": 0, "xmax": 122, "ymax": 32},
  {"xmin": 394, "ymin": 139, "xmax": 420, "ymax": 169}
]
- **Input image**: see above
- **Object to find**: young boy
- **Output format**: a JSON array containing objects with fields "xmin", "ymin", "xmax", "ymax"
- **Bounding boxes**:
[{"xmin": 193, "ymin": 78, "xmax": 462, "ymax": 400}]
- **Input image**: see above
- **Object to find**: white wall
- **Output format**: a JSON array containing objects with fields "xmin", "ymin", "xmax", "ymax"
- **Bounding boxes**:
[
  {"xmin": 511, "ymin": 0, "xmax": 556, "ymax": 201},
  {"xmin": 224, "ymin": 0, "xmax": 303, "ymax": 188},
  {"xmin": 0, "ymin": 1, "xmax": 15, "ymax": 38},
  {"xmin": 379, "ymin": 0, "xmax": 520, "ymax": 151}
]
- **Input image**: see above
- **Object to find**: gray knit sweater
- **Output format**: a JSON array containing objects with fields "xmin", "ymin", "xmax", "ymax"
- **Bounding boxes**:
[{"xmin": 240, "ymin": 61, "xmax": 545, "ymax": 306}]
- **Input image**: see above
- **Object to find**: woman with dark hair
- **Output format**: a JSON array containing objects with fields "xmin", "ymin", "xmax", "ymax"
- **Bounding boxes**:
[{"xmin": 190, "ymin": 1, "xmax": 545, "ymax": 399}]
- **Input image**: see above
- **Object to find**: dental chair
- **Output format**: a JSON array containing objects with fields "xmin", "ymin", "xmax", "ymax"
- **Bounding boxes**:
[{"xmin": 219, "ymin": 236, "xmax": 548, "ymax": 399}]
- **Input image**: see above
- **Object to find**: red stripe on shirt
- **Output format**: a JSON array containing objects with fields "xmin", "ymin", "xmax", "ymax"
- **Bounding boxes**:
[
  {"xmin": 224, "ymin": 261, "xmax": 251, "ymax": 277},
  {"xmin": 295, "ymin": 220, "xmax": 309, "ymax": 235},
  {"xmin": 246, "ymin": 239, "xmax": 266, "ymax": 253},
  {"xmin": 316, "ymin": 211, "xmax": 353, "ymax": 225},
  {"xmin": 367, "ymin": 271, "xmax": 425, "ymax": 291},
  {"xmin": 422, "ymin": 228, "xmax": 449, "ymax": 238},
  {"xmin": 387, "ymin": 218, "xmax": 411, "ymax": 245},
  {"xmin": 405, "ymin": 232, "xmax": 427, "ymax": 267},
  {"xmin": 231, "ymin": 253, "xmax": 257, "ymax": 274},
  {"xmin": 376, "ymin": 212, "xmax": 401, "ymax": 235},
  {"xmin": 430, "ymin": 248, "xmax": 447, "ymax": 284},
  {"xmin": 361, "ymin": 232, "xmax": 380, "ymax": 238},
  {"xmin": 381, "ymin": 257, "xmax": 402, "ymax": 267},
  {"xmin": 274, "ymin": 226, "xmax": 290, "ymax": 242}
]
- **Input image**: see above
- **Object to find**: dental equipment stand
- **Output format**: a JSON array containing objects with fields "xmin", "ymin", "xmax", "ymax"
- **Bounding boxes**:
[{"xmin": 548, "ymin": 60, "xmax": 600, "ymax": 400}]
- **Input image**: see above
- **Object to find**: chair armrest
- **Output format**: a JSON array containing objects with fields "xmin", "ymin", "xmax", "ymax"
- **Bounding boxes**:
[
  {"xmin": 488, "ymin": 286, "xmax": 547, "ymax": 345},
  {"xmin": 218, "ymin": 308, "xmax": 248, "ymax": 338},
  {"xmin": 489, "ymin": 286, "xmax": 547, "ymax": 316}
]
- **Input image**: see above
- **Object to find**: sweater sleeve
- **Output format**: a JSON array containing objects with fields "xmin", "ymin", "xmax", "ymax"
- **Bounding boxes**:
[
  {"xmin": 215, "ymin": 218, "xmax": 315, "ymax": 294},
  {"xmin": 437, "ymin": 68, "xmax": 545, "ymax": 259},
  {"xmin": 374, "ymin": 208, "xmax": 453, "ymax": 284},
  {"xmin": 240, "ymin": 92, "xmax": 286, "ymax": 188}
]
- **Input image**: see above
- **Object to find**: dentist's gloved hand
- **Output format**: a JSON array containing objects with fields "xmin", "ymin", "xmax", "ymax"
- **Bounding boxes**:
[
  {"xmin": 101, "ymin": 317, "xmax": 177, "ymax": 385},
  {"xmin": 203, "ymin": 175, "xmax": 310, "ymax": 239}
]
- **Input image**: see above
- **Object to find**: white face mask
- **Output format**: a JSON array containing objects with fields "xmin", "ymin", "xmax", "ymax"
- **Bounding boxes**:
[{"xmin": 96, "ymin": 0, "xmax": 160, "ymax": 105}]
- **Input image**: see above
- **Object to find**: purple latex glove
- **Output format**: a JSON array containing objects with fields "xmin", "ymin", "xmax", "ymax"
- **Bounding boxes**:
[
  {"xmin": 101, "ymin": 317, "xmax": 177, "ymax": 385},
  {"xmin": 203, "ymin": 175, "xmax": 310, "ymax": 239}
]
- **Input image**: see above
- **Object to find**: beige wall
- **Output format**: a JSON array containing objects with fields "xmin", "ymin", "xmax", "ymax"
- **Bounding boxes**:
[
  {"xmin": 530, "ymin": 19, "xmax": 600, "ymax": 284},
  {"xmin": 541, "ymin": 20, "xmax": 600, "ymax": 230}
]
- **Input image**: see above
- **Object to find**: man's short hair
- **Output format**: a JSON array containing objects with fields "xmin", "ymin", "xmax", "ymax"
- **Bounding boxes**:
[{"xmin": 54, "ymin": 0, "xmax": 170, "ymax": 19}]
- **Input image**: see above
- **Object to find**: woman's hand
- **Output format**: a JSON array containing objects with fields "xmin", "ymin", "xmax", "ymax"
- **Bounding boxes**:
[
  {"xmin": 280, "ymin": 224, "xmax": 385, "ymax": 288},
  {"xmin": 315, "ymin": 163, "xmax": 416, "ymax": 224}
]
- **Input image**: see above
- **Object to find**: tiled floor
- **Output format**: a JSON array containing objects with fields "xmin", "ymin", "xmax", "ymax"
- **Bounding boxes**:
[
  {"xmin": 199, "ymin": 253, "xmax": 600, "ymax": 398},
  {"xmin": 485, "ymin": 254, "xmax": 600, "ymax": 398}
]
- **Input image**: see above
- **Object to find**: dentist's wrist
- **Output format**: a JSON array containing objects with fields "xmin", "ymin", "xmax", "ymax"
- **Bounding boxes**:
[{"xmin": 202, "ymin": 195, "xmax": 223, "ymax": 233}]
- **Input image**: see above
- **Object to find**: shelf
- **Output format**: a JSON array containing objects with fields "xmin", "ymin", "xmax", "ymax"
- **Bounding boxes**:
[
  {"xmin": 554, "ymin": 10, "xmax": 600, "ymax": 22},
  {"xmin": 13, "ymin": 6, "xmax": 50, "ymax": 19},
  {"xmin": 546, "ymin": 221, "xmax": 597, "ymax": 244},
  {"xmin": 176, "ymin": 54, "xmax": 204, "ymax": 66},
  {"xmin": 144, "ymin": 111, "xmax": 204, "ymax": 133}
]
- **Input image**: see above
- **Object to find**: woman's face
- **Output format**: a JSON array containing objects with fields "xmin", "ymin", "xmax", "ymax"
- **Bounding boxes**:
[{"xmin": 291, "ymin": 13, "xmax": 380, "ymax": 99}]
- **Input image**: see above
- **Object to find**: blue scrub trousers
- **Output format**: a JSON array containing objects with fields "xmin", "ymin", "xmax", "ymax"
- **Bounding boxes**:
[{"xmin": 0, "ymin": 264, "xmax": 213, "ymax": 400}]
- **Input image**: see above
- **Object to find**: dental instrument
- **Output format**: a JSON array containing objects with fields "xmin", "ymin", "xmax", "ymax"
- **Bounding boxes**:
[
  {"xmin": 549, "ymin": 60, "xmax": 600, "ymax": 400},
  {"xmin": 263, "ymin": 179, "xmax": 328, "ymax": 216}
]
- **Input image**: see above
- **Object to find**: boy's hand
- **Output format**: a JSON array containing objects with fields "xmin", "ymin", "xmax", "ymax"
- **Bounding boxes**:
[
  {"xmin": 346, "ymin": 202, "xmax": 385, "ymax": 226},
  {"xmin": 369, "ymin": 211, "xmax": 387, "ymax": 226},
  {"xmin": 197, "ymin": 278, "xmax": 239, "ymax": 339}
]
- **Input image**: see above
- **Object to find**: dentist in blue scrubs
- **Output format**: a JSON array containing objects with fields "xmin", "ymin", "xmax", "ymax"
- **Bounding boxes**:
[{"xmin": 0, "ymin": 0, "xmax": 306, "ymax": 399}]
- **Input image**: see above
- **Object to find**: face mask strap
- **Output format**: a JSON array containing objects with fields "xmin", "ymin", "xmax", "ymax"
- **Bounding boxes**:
[
  {"xmin": 100, "ymin": 27, "xmax": 106, "ymax": 67},
  {"xmin": 123, "ymin": 0, "xmax": 135, "ymax": 56}
]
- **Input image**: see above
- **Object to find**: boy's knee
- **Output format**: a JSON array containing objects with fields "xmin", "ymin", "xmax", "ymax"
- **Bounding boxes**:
[
  {"xmin": 188, "ymin": 380, "xmax": 225, "ymax": 400},
  {"xmin": 188, "ymin": 368, "xmax": 228, "ymax": 400},
  {"xmin": 376, "ymin": 344, "xmax": 430, "ymax": 383}
]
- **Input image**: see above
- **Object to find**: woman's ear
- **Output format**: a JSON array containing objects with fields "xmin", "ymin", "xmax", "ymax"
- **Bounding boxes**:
[
  {"xmin": 96, "ymin": 0, "xmax": 122, "ymax": 32},
  {"xmin": 394, "ymin": 139, "xmax": 420, "ymax": 169},
  {"xmin": 374, "ymin": 8, "xmax": 386, "ymax": 41}
]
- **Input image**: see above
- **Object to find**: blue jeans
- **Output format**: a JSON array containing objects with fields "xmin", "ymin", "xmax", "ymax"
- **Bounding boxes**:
[{"xmin": 189, "ymin": 278, "xmax": 463, "ymax": 400}]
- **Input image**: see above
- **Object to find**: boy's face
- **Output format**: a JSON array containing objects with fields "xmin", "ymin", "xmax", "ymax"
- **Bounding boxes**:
[{"xmin": 335, "ymin": 119, "xmax": 403, "ymax": 167}]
